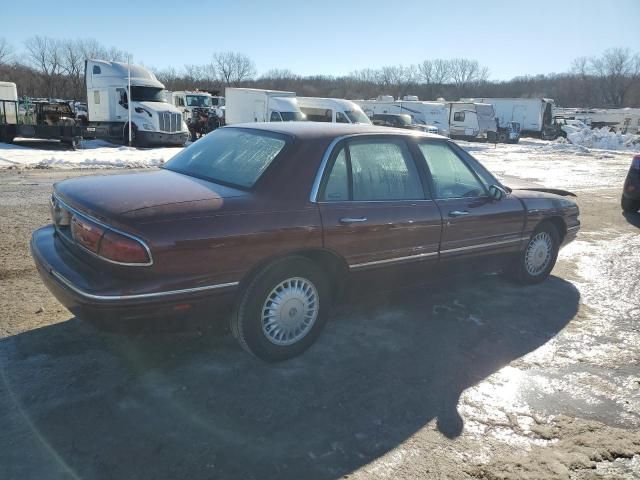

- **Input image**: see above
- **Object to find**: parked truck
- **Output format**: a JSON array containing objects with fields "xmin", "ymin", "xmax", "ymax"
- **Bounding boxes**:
[
  {"xmin": 1, "ymin": 60, "xmax": 189, "ymax": 148},
  {"xmin": 462, "ymin": 97, "xmax": 560, "ymax": 139},
  {"xmin": 85, "ymin": 60, "xmax": 188, "ymax": 146},
  {"xmin": 225, "ymin": 88, "xmax": 305, "ymax": 124}
]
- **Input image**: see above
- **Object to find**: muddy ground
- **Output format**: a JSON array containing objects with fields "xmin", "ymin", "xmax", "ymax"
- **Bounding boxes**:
[{"xmin": 0, "ymin": 165, "xmax": 639, "ymax": 480}]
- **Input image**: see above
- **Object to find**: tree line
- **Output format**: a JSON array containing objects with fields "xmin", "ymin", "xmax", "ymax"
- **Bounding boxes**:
[{"xmin": 0, "ymin": 36, "xmax": 638, "ymax": 108}]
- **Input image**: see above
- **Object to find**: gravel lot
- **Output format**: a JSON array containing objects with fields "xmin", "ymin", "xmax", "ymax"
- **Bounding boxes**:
[{"xmin": 0, "ymin": 140, "xmax": 639, "ymax": 479}]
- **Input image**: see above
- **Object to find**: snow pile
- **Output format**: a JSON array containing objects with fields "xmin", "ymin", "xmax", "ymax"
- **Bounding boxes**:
[
  {"xmin": 564, "ymin": 127, "xmax": 640, "ymax": 151},
  {"xmin": 0, "ymin": 139, "xmax": 182, "ymax": 169}
]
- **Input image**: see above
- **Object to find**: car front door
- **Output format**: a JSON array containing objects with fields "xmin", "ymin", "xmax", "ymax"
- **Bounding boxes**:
[
  {"xmin": 415, "ymin": 139, "xmax": 525, "ymax": 260},
  {"xmin": 316, "ymin": 136, "xmax": 442, "ymax": 271}
]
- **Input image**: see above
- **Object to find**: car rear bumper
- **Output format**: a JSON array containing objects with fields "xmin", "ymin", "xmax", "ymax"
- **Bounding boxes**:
[
  {"xmin": 137, "ymin": 130, "xmax": 188, "ymax": 147},
  {"xmin": 31, "ymin": 225, "xmax": 237, "ymax": 324}
]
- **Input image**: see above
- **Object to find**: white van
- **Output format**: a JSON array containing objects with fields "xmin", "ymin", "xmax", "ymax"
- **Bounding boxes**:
[{"xmin": 297, "ymin": 97, "xmax": 371, "ymax": 124}]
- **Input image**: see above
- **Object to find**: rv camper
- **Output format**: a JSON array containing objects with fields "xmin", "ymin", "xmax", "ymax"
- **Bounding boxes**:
[
  {"xmin": 225, "ymin": 88, "xmax": 305, "ymax": 124},
  {"xmin": 355, "ymin": 99, "xmax": 450, "ymax": 135},
  {"xmin": 462, "ymin": 97, "xmax": 560, "ymax": 139}
]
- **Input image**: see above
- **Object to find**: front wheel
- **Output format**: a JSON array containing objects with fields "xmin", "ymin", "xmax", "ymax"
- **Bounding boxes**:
[
  {"xmin": 621, "ymin": 195, "xmax": 640, "ymax": 213},
  {"xmin": 231, "ymin": 256, "xmax": 331, "ymax": 361},
  {"xmin": 508, "ymin": 223, "xmax": 560, "ymax": 284}
]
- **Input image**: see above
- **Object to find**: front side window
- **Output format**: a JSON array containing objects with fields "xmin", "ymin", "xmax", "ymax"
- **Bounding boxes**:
[
  {"xmin": 93, "ymin": 65, "xmax": 101, "ymax": 74},
  {"xmin": 349, "ymin": 139, "xmax": 423, "ymax": 201},
  {"xmin": 344, "ymin": 109, "xmax": 371, "ymax": 124},
  {"xmin": 164, "ymin": 128, "xmax": 287, "ymax": 188},
  {"xmin": 336, "ymin": 111, "xmax": 349, "ymax": 123},
  {"xmin": 419, "ymin": 142, "xmax": 486, "ymax": 199}
]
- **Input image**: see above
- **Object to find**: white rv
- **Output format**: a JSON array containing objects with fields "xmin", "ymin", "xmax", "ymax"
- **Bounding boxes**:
[
  {"xmin": 296, "ymin": 97, "xmax": 371, "ymax": 124},
  {"xmin": 462, "ymin": 97, "xmax": 558, "ymax": 138},
  {"xmin": 355, "ymin": 100, "xmax": 450, "ymax": 135},
  {"xmin": 448, "ymin": 102, "xmax": 497, "ymax": 139},
  {"xmin": 225, "ymin": 88, "xmax": 305, "ymax": 124},
  {"xmin": 85, "ymin": 59, "xmax": 188, "ymax": 146}
]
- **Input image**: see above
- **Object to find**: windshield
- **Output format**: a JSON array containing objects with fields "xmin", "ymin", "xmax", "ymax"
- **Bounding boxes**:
[
  {"xmin": 186, "ymin": 95, "xmax": 212, "ymax": 107},
  {"xmin": 163, "ymin": 128, "xmax": 287, "ymax": 188},
  {"xmin": 280, "ymin": 111, "xmax": 306, "ymax": 122},
  {"xmin": 130, "ymin": 86, "xmax": 166, "ymax": 102},
  {"xmin": 395, "ymin": 115, "xmax": 412, "ymax": 126},
  {"xmin": 344, "ymin": 109, "xmax": 371, "ymax": 124}
]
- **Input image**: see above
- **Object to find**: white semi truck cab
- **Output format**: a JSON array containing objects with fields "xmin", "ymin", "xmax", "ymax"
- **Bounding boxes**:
[{"xmin": 85, "ymin": 60, "xmax": 188, "ymax": 146}]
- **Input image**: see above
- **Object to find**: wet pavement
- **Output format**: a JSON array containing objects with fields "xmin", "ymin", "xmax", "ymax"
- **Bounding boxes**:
[{"xmin": 0, "ymin": 143, "xmax": 639, "ymax": 479}]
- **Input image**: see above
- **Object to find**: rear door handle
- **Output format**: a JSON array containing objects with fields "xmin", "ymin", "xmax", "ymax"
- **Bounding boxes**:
[
  {"xmin": 448, "ymin": 210, "xmax": 470, "ymax": 217},
  {"xmin": 339, "ymin": 217, "xmax": 367, "ymax": 224}
]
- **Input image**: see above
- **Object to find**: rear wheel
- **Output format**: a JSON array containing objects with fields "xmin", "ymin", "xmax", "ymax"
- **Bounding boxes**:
[
  {"xmin": 621, "ymin": 195, "xmax": 640, "ymax": 213},
  {"xmin": 231, "ymin": 256, "xmax": 331, "ymax": 361},
  {"xmin": 508, "ymin": 223, "xmax": 560, "ymax": 284}
]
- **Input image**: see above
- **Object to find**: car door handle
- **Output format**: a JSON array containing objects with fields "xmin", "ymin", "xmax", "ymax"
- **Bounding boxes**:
[
  {"xmin": 339, "ymin": 217, "xmax": 367, "ymax": 224},
  {"xmin": 448, "ymin": 210, "xmax": 470, "ymax": 217}
]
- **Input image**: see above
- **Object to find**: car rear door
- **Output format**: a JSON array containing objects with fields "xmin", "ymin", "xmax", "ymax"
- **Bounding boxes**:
[
  {"xmin": 315, "ymin": 136, "xmax": 442, "ymax": 270},
  {"xmin": 414, "ymin": 139, "xmax": 525, "ymax": 260}
]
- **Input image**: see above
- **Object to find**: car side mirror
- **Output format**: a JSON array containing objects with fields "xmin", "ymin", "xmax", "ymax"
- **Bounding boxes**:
[{"xmin": 489, "ymin": 184, "xmax": 507, "ymax": 201}]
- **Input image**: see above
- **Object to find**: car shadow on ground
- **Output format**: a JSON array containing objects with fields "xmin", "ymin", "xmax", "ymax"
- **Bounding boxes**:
[
  {"xmin": 0, "ymin": 275, "xmax": 579, "ymax": 480},
  {"xmin": 622, "ymin": 210, "xmax": 640, "ymax": 228}
]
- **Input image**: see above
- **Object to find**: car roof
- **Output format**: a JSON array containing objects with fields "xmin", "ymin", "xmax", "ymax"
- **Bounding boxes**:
[{"xmin": 224, "ymin": 122, "xmax": 446, "ymax": 140}]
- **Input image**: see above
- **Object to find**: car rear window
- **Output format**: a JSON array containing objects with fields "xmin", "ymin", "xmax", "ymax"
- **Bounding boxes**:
[{"xmin": 163, "ymin": 128, "xmax": 287, "ymax": 188}]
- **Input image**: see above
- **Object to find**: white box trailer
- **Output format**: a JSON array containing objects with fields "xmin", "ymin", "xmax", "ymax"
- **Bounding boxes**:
[
  {"xmin": 85, "ymin": 60, "xmax": 188, "ymax": 146},
  {"xmin": 462, "ymin": 97, "xmax": 558, "ymax": 138},
  {"xmin": 225, "ymin": 88, "xmax": 304, "ymax": 124},
  {"xmin": 297, "ymin": 97, "xmax": 371, "ymax": 124}
]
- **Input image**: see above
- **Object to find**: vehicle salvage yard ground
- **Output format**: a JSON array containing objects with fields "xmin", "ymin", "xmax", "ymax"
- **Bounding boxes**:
[{"xmin": 0, "ymin": 138, "xmax": 639, "ymax": 479}]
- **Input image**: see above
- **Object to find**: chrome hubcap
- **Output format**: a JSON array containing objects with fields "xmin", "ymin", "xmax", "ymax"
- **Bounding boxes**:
[
  {"xmin": 261, "ymin": 277, "xmax": 319, "ymax": 346},
  {"xmin": 525, "ymin": 232, "xmax": 553, "ymax": 276}
]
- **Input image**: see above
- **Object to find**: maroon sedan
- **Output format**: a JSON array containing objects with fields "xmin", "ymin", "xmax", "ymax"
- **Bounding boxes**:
[{"xmin": 31, "ymin": 123, "xmax": 580, "ymax": 361}]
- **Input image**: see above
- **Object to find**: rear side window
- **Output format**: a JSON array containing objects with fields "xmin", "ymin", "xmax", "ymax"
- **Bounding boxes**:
[
  {"xmin": 164, "ymin": 128, "xmax": 287, "ymax": 188},
  {"xmin": 349, "ymin": 140, "xmax": 423, "ymax": 201},
  {"xmin": 321, "ymin": 138, "xmax": 424, "ymax": 202}
]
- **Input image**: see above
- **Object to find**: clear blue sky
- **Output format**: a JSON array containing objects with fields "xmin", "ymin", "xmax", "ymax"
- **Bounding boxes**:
[{"xmin": 3, "ymin": 0, "xmax": 639, "ymax": 80}]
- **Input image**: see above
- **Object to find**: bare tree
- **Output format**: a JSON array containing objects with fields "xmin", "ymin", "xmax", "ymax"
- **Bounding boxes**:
[
  {"xmin": 212, "ymin": 52, "xmax": 256, "ymax": 86},
  {"xmin": 0, "ymin": 38, "xmax": 13, "ymax": 66},
  {"xmin": 589, "ymin": 48, "xmax": 640, "ymax": 107},
  {"xmin": 449, "ymin": 58, "xmax": 489, "ymax": 89},
  {"xmin": 60, "ymin": 39, "xmax": 85, "ymax": 100},
  {"xmin": 24, "ymin": 36, "xmax": 64, "ymax": 97}
]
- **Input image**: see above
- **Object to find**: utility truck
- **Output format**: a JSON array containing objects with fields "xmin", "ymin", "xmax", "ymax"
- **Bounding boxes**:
[
  {"xmin": 1, "ymin": 60, "xmax": 188, "ymax": 148},
  {"xmin": 225, "ymin": 88, "xmax": 305, "ymax": 124},
  {"xmin": 462, "ymin": 97, "xmax": 560, "ymax": 139},
  {"xmin": 296, "ymin": 97, "xmax": 371, "ymax": 124}
]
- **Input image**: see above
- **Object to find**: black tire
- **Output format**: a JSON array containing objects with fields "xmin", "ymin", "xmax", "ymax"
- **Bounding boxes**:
[
  {"xmin": 621, "ymin": 196, "xmax": 640, "ymax": 213},
  {"xmin": 508, "ymin": 222, "xmax": 560, "ymax": 285},
  {"xmin": 231, "ymin": 256, "xmax": 331, "ymax": 361}
]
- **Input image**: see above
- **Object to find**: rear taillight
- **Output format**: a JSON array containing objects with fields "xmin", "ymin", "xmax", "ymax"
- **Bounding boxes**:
[
  {"xmin": 99, "ymin": 230, "xmax": 150, "ymax": 264},
  {"xmin": 631, "ymin": 155, "xmax": 640, "ymax": 170},
  {"xmin": 70, "ymin": 214, "xmax": 150, "ymax": 265},
  {"xmin": 71, "ymin": 216, "xmax": 104, "ymax": 253}
]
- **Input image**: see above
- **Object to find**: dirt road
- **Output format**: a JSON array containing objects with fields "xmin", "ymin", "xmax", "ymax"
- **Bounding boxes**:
[{"xmin": 0, "ymin": 165, "xmax": 639, "ymax": 480}]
